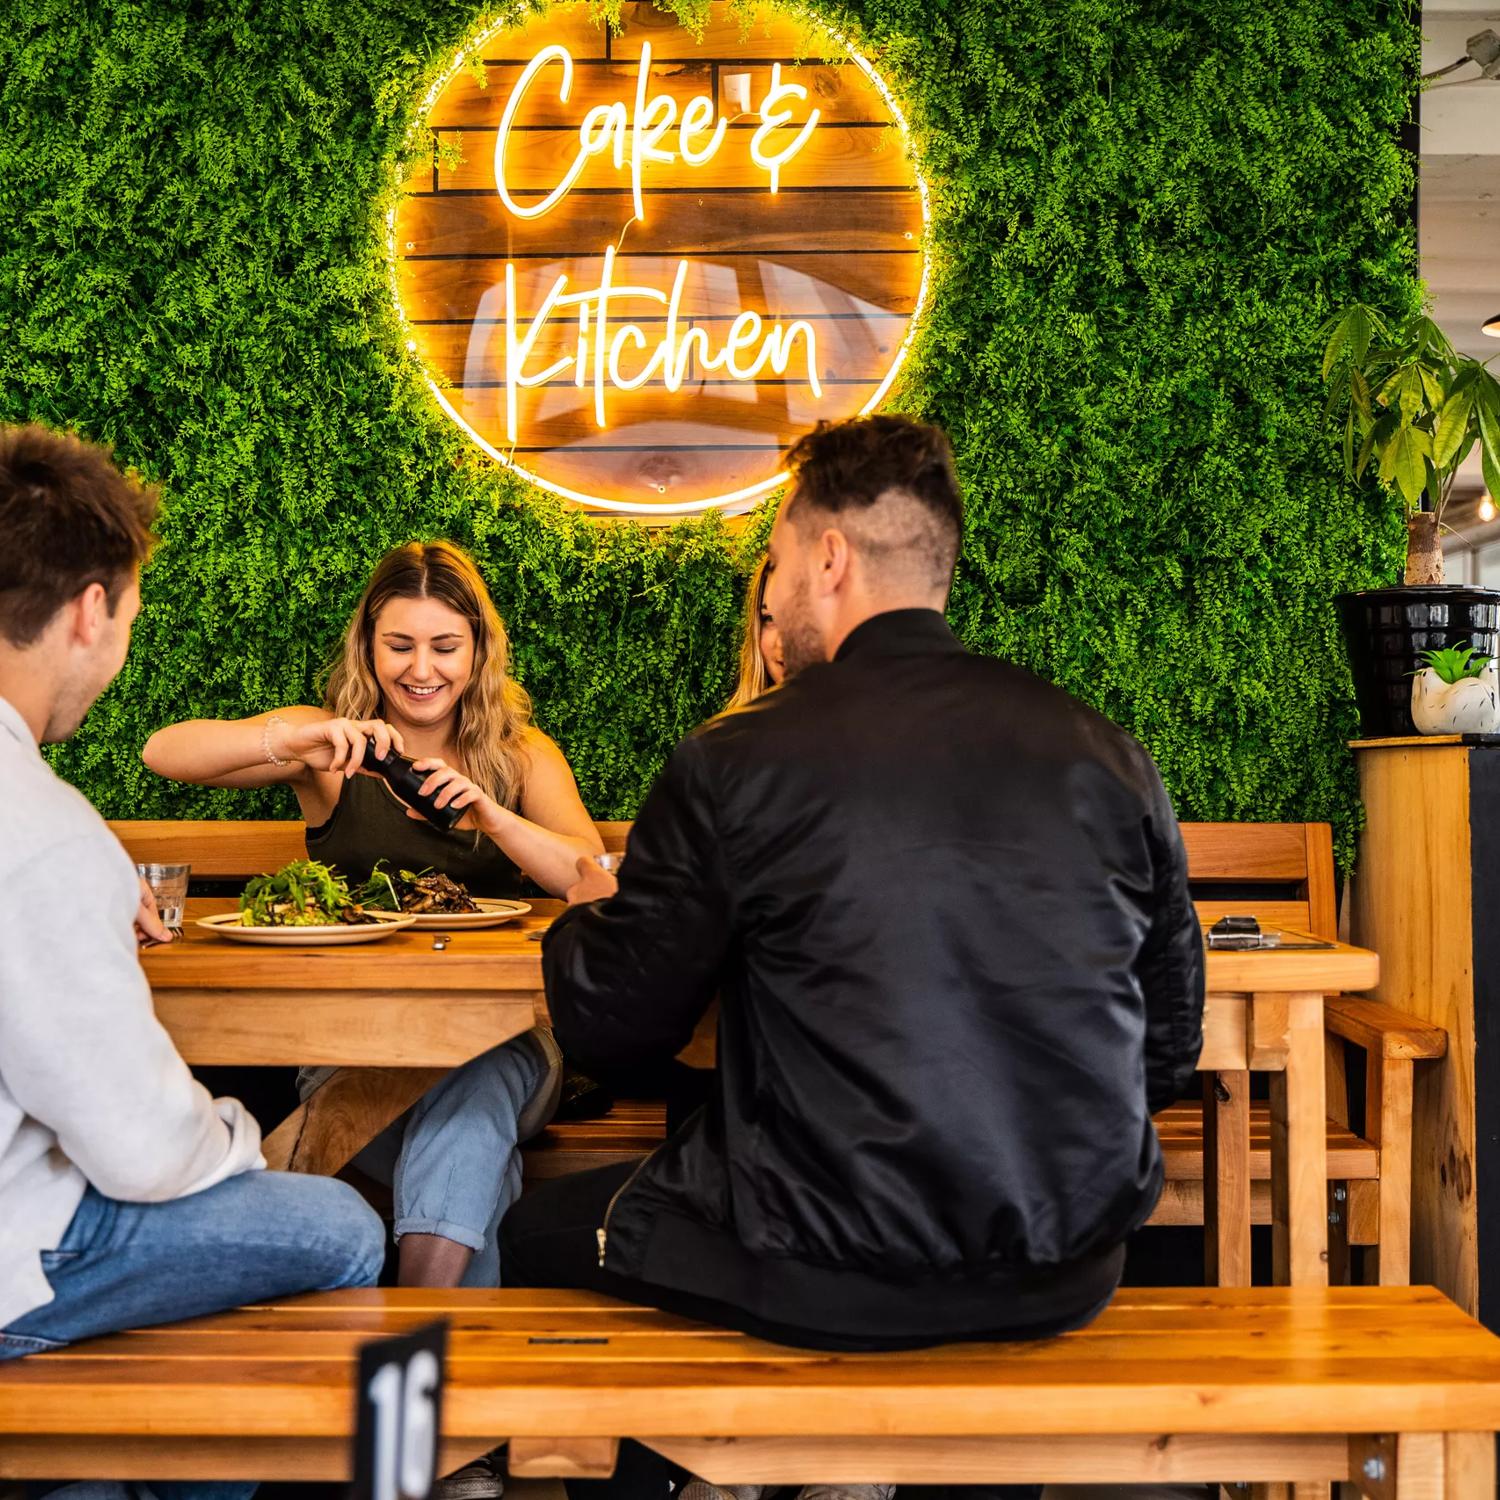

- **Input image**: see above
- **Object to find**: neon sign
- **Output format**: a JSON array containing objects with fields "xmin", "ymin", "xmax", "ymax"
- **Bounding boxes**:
[{"xmin": 392, "ymin": 2, "xmax": 929, "ymax": 517}]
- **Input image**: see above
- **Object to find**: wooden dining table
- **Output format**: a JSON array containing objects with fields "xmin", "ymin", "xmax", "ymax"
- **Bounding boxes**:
[
  {"xmin": 147, "ymin": 897, "xmax": 564, "ymax": 1180},
  {"xmin": 145, "ymin": 901, "xmax": 1378, "ymax": 1289}
]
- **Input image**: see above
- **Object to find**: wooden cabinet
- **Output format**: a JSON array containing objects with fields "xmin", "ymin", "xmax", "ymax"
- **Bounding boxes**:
[{"xmin": 1351, "ymin": 736, "xmax": 1500, "ymax": 1321}]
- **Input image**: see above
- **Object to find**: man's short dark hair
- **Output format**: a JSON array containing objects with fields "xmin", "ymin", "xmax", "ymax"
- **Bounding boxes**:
[
  {"xmin": 0, "ymin": 425, "xmax": 158, "ymax": 647},
  {"xmin": 783, "ymin": 415, "xmax": 963, "ymax": 591}
]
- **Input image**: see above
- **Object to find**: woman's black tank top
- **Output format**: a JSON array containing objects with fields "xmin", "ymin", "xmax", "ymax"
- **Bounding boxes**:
[{"xmin": 305, "ymin": 773, "xmax": 525, "ymax": 899}]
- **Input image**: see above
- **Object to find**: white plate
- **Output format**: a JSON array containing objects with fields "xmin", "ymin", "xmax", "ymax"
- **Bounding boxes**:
[
  {"xmin": 406, "ymin": 899, "xmax": 532, "ymax": 930},
  {"xmin": 195, "ymin": 911, "xmax": 418, "ymax": 946}
]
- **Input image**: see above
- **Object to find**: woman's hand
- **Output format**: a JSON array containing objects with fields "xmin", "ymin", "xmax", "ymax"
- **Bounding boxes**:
[
  {"xmin": 410, "ymin": 759, "xmax": 507, "ymax": 838},
  {"xmin": 275, "ymin": 717, "xmax": 404, "ymax": 778}
]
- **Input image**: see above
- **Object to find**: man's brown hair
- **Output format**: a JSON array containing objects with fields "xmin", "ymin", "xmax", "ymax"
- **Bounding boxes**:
[
  {"xmin": 0, "ymin": 425, "xmax": 158, "ymax": 647},
  {"xmin": 784, "ymin": 415, "xmax": 963, "ymax": 591}
]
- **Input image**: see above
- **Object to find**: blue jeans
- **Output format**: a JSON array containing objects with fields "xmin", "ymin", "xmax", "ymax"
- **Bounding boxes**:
[
  {"xmin": 0, "ymin": 1170, "xmax": 387, "ymax": 1500},
  {"xmin": 352, "ymin": 1029, "xmax": 560, "ymax": 1287}
]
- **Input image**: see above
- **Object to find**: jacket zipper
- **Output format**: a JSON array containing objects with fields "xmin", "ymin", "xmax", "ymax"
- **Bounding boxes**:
[{"xmin": 597, "ymin": 1151, "xmax": 654, "ymax": 1267}]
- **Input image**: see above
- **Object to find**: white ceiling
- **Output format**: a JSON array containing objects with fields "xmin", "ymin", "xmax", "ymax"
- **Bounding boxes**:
[{"xmin": 1421, "ymin": 8, "xmax": 1500, "ymax": 506}]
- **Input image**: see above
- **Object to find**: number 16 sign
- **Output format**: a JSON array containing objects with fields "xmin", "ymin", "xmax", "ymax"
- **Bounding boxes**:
[
  {"xmin": 353, "ymin": 1321, "xmax": 449, "ymax": 1500},
  {"xmin": 390, "ymin": 1, "xmax": 930, "ymax": 517}
]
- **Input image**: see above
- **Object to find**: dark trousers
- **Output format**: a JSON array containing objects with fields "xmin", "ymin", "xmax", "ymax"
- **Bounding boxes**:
[{"xmin": 500, "ymin": 1162, "xmax": 1042, "ymax": 1500}]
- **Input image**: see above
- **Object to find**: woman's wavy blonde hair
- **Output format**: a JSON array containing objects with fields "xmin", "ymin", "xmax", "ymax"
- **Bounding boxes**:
[
  {"xmin": 324, "ymin": 541, "xmax": 532, "ymax": 809},
  {"xmin": 725, "ymin": 556, "xmax": 773, "ymax": 711}
]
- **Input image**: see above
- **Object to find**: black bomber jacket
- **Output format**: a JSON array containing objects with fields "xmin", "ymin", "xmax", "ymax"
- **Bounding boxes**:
[{"xmin": 542, "ymin": 609, "xmax": 1205, "ymax": 1344}]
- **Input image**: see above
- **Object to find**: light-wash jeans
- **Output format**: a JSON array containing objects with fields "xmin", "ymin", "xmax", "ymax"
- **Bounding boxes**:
[
  {"xmin": 0, "ymin": 1169, "xmax": 387, "ymax": 1500},
  {"xmin": 344, "ymin": 1027, "xmax": 562, "ymax": 1287}
]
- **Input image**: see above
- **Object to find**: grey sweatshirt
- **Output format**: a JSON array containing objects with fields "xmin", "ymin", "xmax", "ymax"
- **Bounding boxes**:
[{"xmin": 0, "ymin": 695, "xmax": 263, "ymax": 1331}]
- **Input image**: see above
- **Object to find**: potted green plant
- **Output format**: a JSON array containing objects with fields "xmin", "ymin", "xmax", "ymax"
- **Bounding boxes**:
[{"xmin": 1320, "ymin": 303, "xmax": 1500, "ymax": 736}]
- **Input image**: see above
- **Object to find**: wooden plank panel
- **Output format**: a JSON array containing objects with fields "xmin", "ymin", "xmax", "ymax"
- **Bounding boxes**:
[
  {"xmin": 414, "ymin": 314, "xmax": 904, "ymax": 388},
  {"xmin": 86, "ymin": 1327, "xmax": 1500, "ymax": 1367},
  {"xmin": 1350, "ymin": 743, "xmax": 1479, "ymax": 1316},
  {"xmin": 608, "ymin": 4, "xmax": 844, "ymax": 61},
  {"xmin": 1195, "ymin": 900, "xmax": 1314, "ymax": 930},
  {"xmin": 442, "ymin": 124, "xmax": 914, "ymax": 191},
  {"xmin": 111, "ymin": 821, "xmax": 624, "ymax": 880},
  {"xmin": 438, "ymin": 382, "xmax": 878, "ymax": 447},
  {"xmin": 397, "ymin": 251, "xmax": 921, "ymax": 322},
  {"xmin": 155, "ymin": 990, "xmax": 537, "ymax": 1066},
  {"xmin": 1324, "ymin": 996, "xmax": 1448, "ymax": 1060},
  {"xmin": 1304, "ymin": 823, "xmax": 1338, "ymax": 939},
  {"xmin": 644, "ymin": 1433, "xmax": 1352, "ymax": 1486},
  {"xmin": 473, "ymin": 7, "xmax": 611, "ymax": 61},
  {"xmin": 395, "ymin": 186, "xmax": 920, "ymax": 256},
  {"xmin": 1182, "ymin": 823, "xmax": 1315, "ymax": 882},
  {"xmin": 111, "ymin": 819, "xmax": 307, "ymax": 876},
  {"xmin": 11, "ymin": 1356, "xmax": 1500, "ymax": 1442},
  {"xmin": 1205, "ymin": 945, "xmax": 1378, "ymax": 994},
  {"xmin": 1203, "ymin": 1070, "xmax": 1253, "ymax": 1287},
  {"xmin": 430, "ymin": 61, "xmax": 890, "ymax": 129},
  {"xmin": 1271, "ymin": 992, "xmax": 1331, "ymax": 1287}
]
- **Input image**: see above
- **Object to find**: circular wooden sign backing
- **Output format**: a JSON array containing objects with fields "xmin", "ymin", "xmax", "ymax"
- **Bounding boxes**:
[{"xmin": 392, "ymin": 1, "xmax": 928, "ymax": 517}]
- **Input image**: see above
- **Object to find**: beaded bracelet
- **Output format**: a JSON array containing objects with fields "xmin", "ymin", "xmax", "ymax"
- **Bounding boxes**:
[{"xmin": 262, "ymin": 714, "xmax": 291, "ymax": 767}]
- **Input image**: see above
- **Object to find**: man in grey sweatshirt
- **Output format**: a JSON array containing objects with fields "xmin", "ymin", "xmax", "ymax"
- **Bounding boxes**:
[{"xmin": 0, "ymin": 424, "xmax": 386, "ymax": 1500}]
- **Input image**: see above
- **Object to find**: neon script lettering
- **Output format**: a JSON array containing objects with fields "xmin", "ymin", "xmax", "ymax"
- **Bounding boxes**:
[
  {"xmin": 492, "ymin": 45, "xmax": 827, "ymax": 434},
  {"xmin": 494, "ymin": 43, "xmax": 822, "ymax": 219},
  {"xmin": 503, "ymin": 249, "xmax": 822, "ymax": 443}
]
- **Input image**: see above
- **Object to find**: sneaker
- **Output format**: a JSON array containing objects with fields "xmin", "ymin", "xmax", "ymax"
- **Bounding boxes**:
[
  {"xmin": 678, "ymin": 1484, "xmax": 763, "ymax": 1500},
  {"xmin": 433, "ymin": 1451, "xmax": 506, "ymax": 1500}
]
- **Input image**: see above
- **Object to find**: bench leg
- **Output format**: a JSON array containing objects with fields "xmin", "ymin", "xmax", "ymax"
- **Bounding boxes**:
[
  {"xmin": 1442, "ymin": 1432, "xmax": 1492, "ymax": 1499},
  {"xmin": 1205, "ymin": 1070, "xmax": 1253, "ymax": 1287},
  {"xmin": 1348, "ymin": 1433, "xmax": 1449, "ymax": 1498},
  {"xmin": 509, "ymin": 1439, "xmax": 621, "ymax": 1479},
  {"xmin": 1365, "ymin": 1053, "xmax": 1414, "ymax": 1287},
  {"xmin": 262, "ymin": 1066, "xmax": 448, "ymax": 1175},
  {"xmin": 1271, "ymin": 992, "xmax": 1330, "ymax": 1287}
]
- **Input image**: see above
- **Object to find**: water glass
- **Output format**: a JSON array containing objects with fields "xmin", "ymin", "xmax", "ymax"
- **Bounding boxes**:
[
  {"xmin": 595, "ymin": 852, "xmax": 625, "ymax": 875},
  {"xmin": 136, "ymin": 862, "xmax": 190, "ymax": 932}
]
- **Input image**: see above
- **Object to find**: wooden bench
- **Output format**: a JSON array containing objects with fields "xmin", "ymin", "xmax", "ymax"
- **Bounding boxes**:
[
  {"xmin": 1, "ymin": 1286, "xmax": 1497, "ymax": 1497},
  {"xmin": 109, "ymin": 818, "xmax": 1445, "ymax": 1286}
]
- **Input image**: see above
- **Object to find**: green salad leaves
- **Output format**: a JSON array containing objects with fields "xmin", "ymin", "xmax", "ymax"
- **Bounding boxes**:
[{"xmin": 238, "ymin": 860, "xmax": 375, "ymax": 927}]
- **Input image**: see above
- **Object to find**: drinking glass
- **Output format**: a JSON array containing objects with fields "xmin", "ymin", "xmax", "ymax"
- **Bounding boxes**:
[
  {"xmin": 136, "ymin": 862, "xmax": 190, "ymax": 932},
  {"xmin": 595, "ymin": 852, "xmax": 625, "ymax": 875}
]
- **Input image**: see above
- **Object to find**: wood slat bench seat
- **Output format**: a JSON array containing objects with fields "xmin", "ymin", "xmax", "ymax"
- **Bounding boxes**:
[
  {"xmin": 2, "ymin": 1287, "xmax": 1497, "ymax": 1495},
  {"xmin": 527, "ymin": 1101, "xmax": 1386, "ymax": 1182}
]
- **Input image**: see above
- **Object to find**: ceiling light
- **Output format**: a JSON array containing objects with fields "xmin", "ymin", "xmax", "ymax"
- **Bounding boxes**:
[
  {"xmin": 1481, "ymin": 495, "xmax": 1497, "ymax": 524},
  {"xmin": 1484, "ymin": 312, "xmax": 1500, "ymax": 339}
]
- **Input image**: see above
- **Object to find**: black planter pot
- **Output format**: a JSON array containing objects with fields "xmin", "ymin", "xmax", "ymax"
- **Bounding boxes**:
[{"xmin": 1338, "ymin": 585, "xmax": 1500, "ymax": 738}]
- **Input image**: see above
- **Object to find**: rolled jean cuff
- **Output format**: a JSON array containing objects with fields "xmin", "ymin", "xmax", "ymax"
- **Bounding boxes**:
[{"xmin": 393, "ymin": 1216, "xmax": 488, "ymax": 1253}]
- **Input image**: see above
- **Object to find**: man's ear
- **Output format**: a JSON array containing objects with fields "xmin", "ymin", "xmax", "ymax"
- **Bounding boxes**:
[
  {"xmin": 67, "ymin": 582, "xmax": 111, "ymax": 649},
  {"xmin": 816, "ymin": 528, "xmax": 851, "ymax": 596}
]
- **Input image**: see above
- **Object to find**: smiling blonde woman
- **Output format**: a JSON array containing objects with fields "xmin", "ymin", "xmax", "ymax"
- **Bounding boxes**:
[{"xmin": 143, "ymin": 542, "xmax": 601, "ymax": 1345}]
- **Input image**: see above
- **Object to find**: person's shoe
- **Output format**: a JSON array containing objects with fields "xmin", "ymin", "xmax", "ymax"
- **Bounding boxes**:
[
  {"xmin": 432, "ymin": 1450, "xmax": 506, "ymax": 1500},
  {"xmin": 678, "ymin": 1483, "xmax": 763, "ymax": 1500},
  {"xmin": 796, "ymin": 1487, "xmax": 895, "ymax": 1500}
]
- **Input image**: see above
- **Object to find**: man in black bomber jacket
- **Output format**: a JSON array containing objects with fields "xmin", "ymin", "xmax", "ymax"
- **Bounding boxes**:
[{"xmin": 502, "ymin": 413, "xmax": 1205, "ymax": 1368}]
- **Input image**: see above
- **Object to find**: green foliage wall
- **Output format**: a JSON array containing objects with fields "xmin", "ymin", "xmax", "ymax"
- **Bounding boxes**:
[{"xmin": 0, "ymin": 0, "xmax": 1417, "ymax": 862}]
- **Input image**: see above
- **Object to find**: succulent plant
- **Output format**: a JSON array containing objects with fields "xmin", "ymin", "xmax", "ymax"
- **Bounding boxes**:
[{"xmin": 1416, "ymin": 642, "xmax": 1493, "ymax": 685}]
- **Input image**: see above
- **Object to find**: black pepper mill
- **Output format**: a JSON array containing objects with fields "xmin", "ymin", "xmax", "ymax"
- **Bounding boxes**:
[{"xmin": 366, "ymin": 746, "xmax": 466, "ymax": 831}]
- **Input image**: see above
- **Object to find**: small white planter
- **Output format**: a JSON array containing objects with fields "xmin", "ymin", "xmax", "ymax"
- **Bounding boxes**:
[{"xmin": 1411, "ymin": 661, "xmax": 1500, "ymax": 735}]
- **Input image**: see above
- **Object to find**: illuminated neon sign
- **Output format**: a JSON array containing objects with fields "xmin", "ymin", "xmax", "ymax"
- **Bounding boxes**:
[{"xmin": 391, "ymin": 1, "xmax": 929, "ymax": 517}]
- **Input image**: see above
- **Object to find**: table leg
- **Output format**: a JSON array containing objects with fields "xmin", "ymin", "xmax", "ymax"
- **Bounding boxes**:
[
  {"xmin": 262, "ymin": 1067, "xmax": 449, "ymax": 1176},
  {"xmin": 1270, "ymin": 992, "xmax": 1329, "ymax": 1286},
  {"xmin": 1203, "ymin": 1069, "xmax": 1252, "ymax": 1287}
]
